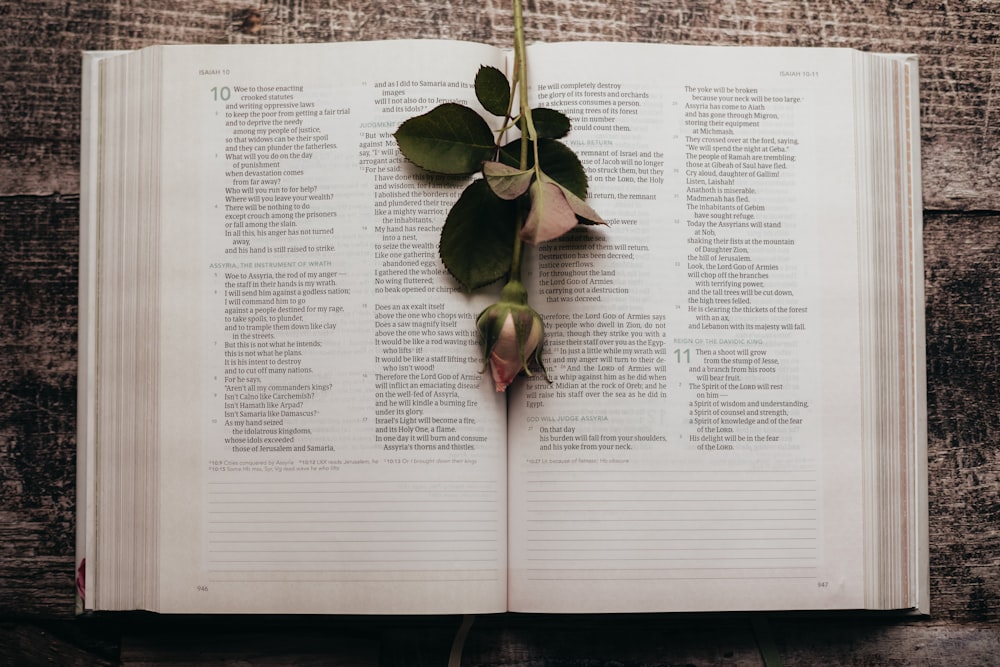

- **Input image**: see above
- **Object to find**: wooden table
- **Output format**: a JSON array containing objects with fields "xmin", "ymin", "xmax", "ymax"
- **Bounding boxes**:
[{"xmin": 2, "ymin": 1, "xmax": 998, "ymax": 664}]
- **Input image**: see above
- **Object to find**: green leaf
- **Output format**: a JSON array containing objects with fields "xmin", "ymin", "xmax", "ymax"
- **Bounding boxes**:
[
  {"xmin": 521, "ymin": 179, "xmax": 579, "ymax": 245},
  {"xmin": 440, "ymin": 180, "xmax": 517, "ymax": 289},
  {"xmin": 394, "ymin": 103, "xmax": 495, "ymax": 174},
  {"xmin": 530, "ymin": 108, "xmax": 571, "ymax": 139},
  {"xmin": 475, "ymin": 66, "xmax": 511, "ymax": 117},
  {"xmin": 537, "ymin": 141, "xmax": 588, "ymax": 199},
  {"xmin": 500, "ymin": 139, "xmax": 588, "ymax": 199},
  {"xmin": 483, "ymin": 161, "xmax": 534, "ymax": 200}
]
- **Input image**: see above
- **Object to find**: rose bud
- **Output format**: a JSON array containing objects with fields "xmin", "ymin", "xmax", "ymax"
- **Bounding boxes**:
[{"xmin": 476, "ymin": 280, "xmax": 548, "ymax": 392}]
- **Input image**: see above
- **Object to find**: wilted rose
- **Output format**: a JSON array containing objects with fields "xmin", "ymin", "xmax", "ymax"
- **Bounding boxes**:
[{"xmin": 477, "ymin": 280, "xmax": 548, "ymax": 392}]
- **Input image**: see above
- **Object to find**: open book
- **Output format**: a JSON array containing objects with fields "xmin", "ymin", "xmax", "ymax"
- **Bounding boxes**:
[{"xmin": 78, "ymin": 40, "xmax": 926, "ymax": 614}]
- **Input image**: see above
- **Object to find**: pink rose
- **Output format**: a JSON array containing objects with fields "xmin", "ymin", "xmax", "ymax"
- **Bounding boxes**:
[{"xmin": 477, "ymin": 280, "xmax": 548, "ymax": 392}]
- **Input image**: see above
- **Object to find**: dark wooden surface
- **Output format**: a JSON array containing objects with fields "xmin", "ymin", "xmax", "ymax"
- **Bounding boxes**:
[{"xmin": 2, "ymin": 0, "xmax": 998, "ymax": 664}]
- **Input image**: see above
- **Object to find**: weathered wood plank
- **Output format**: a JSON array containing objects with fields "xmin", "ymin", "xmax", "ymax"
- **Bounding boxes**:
[
  {"xmin": 1, "ymin": 1, "xmax": 999, "ymax": 661},
  {"xmin": 3, "ymin": 615, "xmax": 999, "ymax": 666},
  {"xmin": 458, "ymin": 616, "xmax": 1000, "ymax": 666},
  {"xmin": 116, "ymin": 616, "xmax": 1000, "ymax": 666},
  {"xmin": 774, "ymin": 619, "xmax": 1000, "ymax": 666},
  {"xmin": 121, "ymin": 628, "xmax": 381, "ymax": 665},
  {"xmin": 5, "ymin": 615, "xmax": 1000, "ymax": 666},
  {"xmin": 0, "ymin": 621, "xmax": 116, "ymax": 666},
  {"xmin": 924, "ymin": 212, "xmax": 1000, "ymax": 623},
  {"xmin": 0, "ymin": 194, "xmax": 79, "ymax": 617},
  {"xmin": 0, "ymin": 0, "xmax": 997, "ymax": 208}
]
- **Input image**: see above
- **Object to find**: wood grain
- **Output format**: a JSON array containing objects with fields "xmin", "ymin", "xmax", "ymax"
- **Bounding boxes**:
[
  {"xmin": 924, "ymin": 213, "xmax": 1000, "ymax": 622},
  {"xmin": 2, "ymin": 0, "xmax": 999, "ymax": 663},
  {"xmin": 0, "ymin": 621, "xmax": 116, "ymax": 666},
  {"xmin": 0, "ymin": 195, "xmax": 78, "ymax": 617},
  {"xmin": 115, "ymin": 616, "xmax": 1000, "ymax": 666},
  {"xmin": 0, "ymin": 0, "xmax": 997, "ymax": 208}
]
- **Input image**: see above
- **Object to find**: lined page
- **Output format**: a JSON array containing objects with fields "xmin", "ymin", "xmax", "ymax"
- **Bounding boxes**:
[
  {"xmin": 507, "ymin": 42, "xmax": 867, "ymax": 613},
  {"xmin": 153, "ymin": 41, "xmax": 510, "ymax": 614},
  {"xmin": 205, "ymin": 479, "xmax": 500, "ymax": 580},
  {"xmin": 521, "ymin": 469, "xmax": 819, "ymax": 579}
]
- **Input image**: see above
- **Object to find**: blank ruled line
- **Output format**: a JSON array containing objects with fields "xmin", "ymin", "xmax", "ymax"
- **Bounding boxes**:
[
  {"xmin": 525, "ymin": 499, "xmax": 818, "ymax": 504},
  {"xmin": 524, "ymin": 480, "xmax": 818, "ymax": 484},
  {"xmin": 209, "ymin": 519, "xmax": 495, "ymax": 524},
  {"xmin": 524, "ymin": 489, "xmax": 818, "ymax": 493},
  {"xmin": 210, "ymin": 530, "xmax": 498, "ymax": 534},
  {"xmin": 525, "ymin": 520, "xmax": 816, "ymax": 525},
  {"xmin": 527, "ymin": 537, "xmax": 816, "ymax": 542},
  {"xmin": 525, "ymin": 528, "xmax": 816, "ymax": 533},
  {"xmin": 525, "ymin": 505, "xmax": 816, "ymax": 512},
  {"xmin": 524, "ymin": 528, "xmax": 818, "ymax": 533},
  {"xmin": 526, "ymin": 557, "xmax": 817, "ymax": 562},
  {"xmin": 208, "ymin": 577, "xmax": 501, "ymax": 583},
  {"xmin": 525, "ymin": 468, "xmax": 817, "ymax": 483},
  {"xmin": 527, "ymin": 547, "xmax": 816, "ymax": 552},
  {"xmin": 526, "ymin": 575, "xmax": 818, "ymax": 581},
  {"xmin": 210, "ymin": 552, "xmax": 497, "ymax": 557},
  {"xmin": 209, "ymin": 539, "xmax": 498, "ymax": 544},
  {"xmin": 526, "ymin": 537, "xmax": 818, "ymax": 542},
  {"xmin": 208, "ymin": 559, "xmax": 499, "ymax": 564},
  {"xmin": 528, "ymin": 507, "xmax": 819, "ymax": 523},
  {"xmin": 208, "ymin": 549, "xmax": 495, "ymax": 563},
  {"xmin": 206, "ymin": 577, "xmax": 500, "ymax": 581},
  {"xmin": 525, "ymin": 566, "xmax": 818, "ymax": 571},
  {"xmin": 210, "ymin": 554, "xmax": 496, "ymax": 558},
  {"xmin": 207, "ymin": 480, "xmax": 498, "ymax": 485},
  {"xmin": 207, "ymin": 510, "xmax": 497, "ymax": 514},
  {"xmin": 209, "ymin": 569, "xmax": 500, "ymax": 574},
  {"xmin": 208, "ymin": 490, "xmax": 498, "ymax": 495},
  {"xmin": 208, "ymin": 500, "xmax": 496, "ymax": 504},
  {"xmin": 525, "ymin": 567, "xmax": 818, "ymax": 571},
  {"xmin": 524, "ymin": 536, "xmax": 818, "ymax": 541}
]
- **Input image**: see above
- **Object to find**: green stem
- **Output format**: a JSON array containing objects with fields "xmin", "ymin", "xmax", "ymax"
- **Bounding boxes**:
[
  {"xmin": 497, "ymin": 66, "xmax": 519, "ymax": 152},
  {"xmin": 512, "ymin": 0, "xmax": 540, "ymax": 171},
  {"xmin": 509, "ymin": 0, "xmax": 530, "ymax": 282}
]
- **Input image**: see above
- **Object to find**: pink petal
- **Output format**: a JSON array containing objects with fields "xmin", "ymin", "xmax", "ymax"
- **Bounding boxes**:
[
  {"xmin": 521, "ymin": 180, "xmax": 578, "ymax": 244},
  {"xmin": 489, "ymin": 314, "xmax": 522, "ymax": 391}
]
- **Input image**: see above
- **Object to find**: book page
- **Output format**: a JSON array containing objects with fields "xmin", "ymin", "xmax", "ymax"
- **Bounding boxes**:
[
  {"xmin": 507, "ymin": 43, "xmax": 867, "ymax": 612},
  {"xmin": 154, "ymin": 41, "xmax": 509, "ymax": 614}
]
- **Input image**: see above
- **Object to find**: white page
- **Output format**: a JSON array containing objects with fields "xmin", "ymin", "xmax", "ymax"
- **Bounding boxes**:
[
  {"xmin": 507, "ymin": 42, "xmax": 866, "ymax": 612},
  {"xmin": 155, "ymin": 41, "xmax": 510, "ymax": 614}
]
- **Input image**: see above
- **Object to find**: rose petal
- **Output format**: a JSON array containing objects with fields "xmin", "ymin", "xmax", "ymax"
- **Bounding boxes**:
[
  {"xmin": 520, "ymin": 180, "xmax": 578, "ymax": 244},
  {"xmin": 489, "ymin": 314, "xmax": 523, "ymax": 391}
]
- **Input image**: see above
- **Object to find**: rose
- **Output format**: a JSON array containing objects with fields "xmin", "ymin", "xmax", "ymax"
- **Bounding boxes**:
[
  {"xmin": 477, "ymin": 280, "xmax": 548, "ymax": 392},
  {"xmin": 394, "ymin": 0, "xmax": 606, "ymax": 394},
  {"xmin": 486, "ymin": 307, "xmax": 543, "ymax": 391}
]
